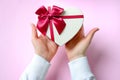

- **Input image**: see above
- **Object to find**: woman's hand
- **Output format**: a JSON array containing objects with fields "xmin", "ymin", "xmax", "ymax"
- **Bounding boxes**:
[
  {"xmin": 65, "ymin": 26, "xmax": 99, "ymax": 61},
  {"xmin": 31, "ymin": 24, "xmax": 58, "ymax": 62}
]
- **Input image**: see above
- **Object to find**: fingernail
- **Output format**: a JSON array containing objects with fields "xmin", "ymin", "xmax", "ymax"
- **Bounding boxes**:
[{"xmin": 96, "ymin": 28, "xmax": 100, "ymax": 31}]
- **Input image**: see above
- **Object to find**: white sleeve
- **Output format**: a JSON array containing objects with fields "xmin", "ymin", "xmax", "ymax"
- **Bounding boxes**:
[
  {"xmin": 20, "ymin": 54, "xmax": 50, "ymax": 80},
  {"xmin": 68, "ymin": 57, "xmax": 96, "ymax": 80}
]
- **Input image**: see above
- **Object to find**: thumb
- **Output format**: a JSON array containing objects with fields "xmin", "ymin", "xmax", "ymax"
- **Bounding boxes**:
[
  {"xmin": 86, "ymin": 27, "xmax": 99, "ymax": 44},
  {"xmin": 31, "ymin": 23, "xmax": 38, "ymax": 39}
]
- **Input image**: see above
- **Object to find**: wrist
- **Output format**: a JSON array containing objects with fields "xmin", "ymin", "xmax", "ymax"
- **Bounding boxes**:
[
  {"xmin": 41, "ymin": 55, "xmax": 52, "ymax": 62},
  {"xmin": 35, "ymin": 52, "xmax": 51, "ymax": 62},
  {"xmin": 68, "ymin": 54, "xmax": 86, "ymax": 61}
]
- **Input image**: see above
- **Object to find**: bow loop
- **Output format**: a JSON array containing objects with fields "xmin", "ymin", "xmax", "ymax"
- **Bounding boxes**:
[
  {"xmin": 35, "ymin": 6, "xmax": 48, "ymax": 16},
  {"xmin": 51, "ymin": 5, "xmax": 64, "ymax": 16}
]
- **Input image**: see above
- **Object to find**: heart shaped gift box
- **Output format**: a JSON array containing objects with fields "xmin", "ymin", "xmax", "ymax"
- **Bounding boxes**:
[{"xmin": 35, "ymin": 5, "xmax": 84, "ymax": 46}]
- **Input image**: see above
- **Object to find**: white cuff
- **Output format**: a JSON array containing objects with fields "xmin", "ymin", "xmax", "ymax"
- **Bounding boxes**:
[
  {"xmin": 68, "ymin": 57, "xmax": 95, "ymax": 80},
  {"xmin": 20, "ymin": 54, "xmax": 50, "ymax": 80}
]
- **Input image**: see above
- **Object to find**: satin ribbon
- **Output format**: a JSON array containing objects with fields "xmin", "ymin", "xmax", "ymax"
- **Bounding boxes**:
[{"xmin": 35, "ymin": 5, "xmax": 84, "ymax": 41}]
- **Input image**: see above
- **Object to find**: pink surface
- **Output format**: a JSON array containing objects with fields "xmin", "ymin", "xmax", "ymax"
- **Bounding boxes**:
[{"xmin": 0, "ymin": 0, "xmax": 120, "ymax": 80}]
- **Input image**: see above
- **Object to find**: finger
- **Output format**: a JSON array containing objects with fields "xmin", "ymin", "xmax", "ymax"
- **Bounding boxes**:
[
  {"xmin": 79, "ymin": 26, "xmax": 85, "ymax": 38},
  {"xmin": 86, "ymin": 27, "xmax": 99, "ymax": 43},
  {"xmin": 38, "ymin": 34, "xmax": 44, "ymax": 38},
  {"xmin": 31, "ymin": 23, "xmax": 38, "ymax": 39}
]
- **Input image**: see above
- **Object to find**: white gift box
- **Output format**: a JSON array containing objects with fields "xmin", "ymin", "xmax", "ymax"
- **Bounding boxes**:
[{"xmin": 36, "ymin": 6, "xmax": 84, "ymax": 46}]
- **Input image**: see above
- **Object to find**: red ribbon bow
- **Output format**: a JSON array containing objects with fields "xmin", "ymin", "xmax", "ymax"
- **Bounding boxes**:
[
  {"xmin": 35, "ymin": 5, "xmax": 66, "ymax": 41},
  {"xmin": 36, "ymin": 5, "xmax": 84, "ymax": 41}
]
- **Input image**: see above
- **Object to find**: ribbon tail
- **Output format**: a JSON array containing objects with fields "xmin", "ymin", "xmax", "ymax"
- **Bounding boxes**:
[
  {"xmin": 53, "ymin": 17, "xmax": 66, "ymax": 34},
  {"xmin": 37, "ymin": 17, "xmax": 49, "ymax": 35}
]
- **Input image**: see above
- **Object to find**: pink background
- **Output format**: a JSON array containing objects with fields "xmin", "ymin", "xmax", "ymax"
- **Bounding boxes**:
[{"xmin": 0, "ymin": 0, "xmax": 120, "ymax": 80}]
